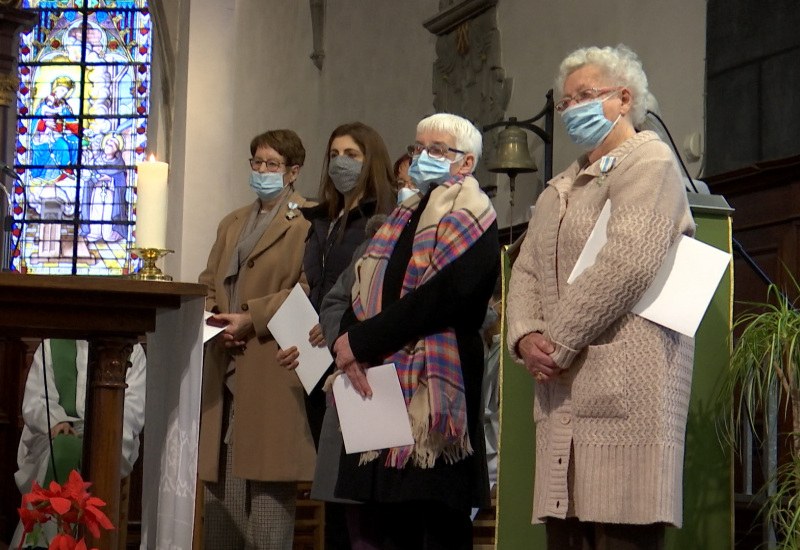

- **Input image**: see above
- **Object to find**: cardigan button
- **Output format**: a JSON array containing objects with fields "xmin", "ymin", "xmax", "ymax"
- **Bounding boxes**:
[
  {"xmin": 560, "ymin": 414, "xmax": 571, "ymax": 425},
  {"xmin": 241, "ymin": 303, "xmax": 249, "ymax": 311},
  {"xmin": 247, "ymin": 259, "xmax": 255, "ymax": 268}
]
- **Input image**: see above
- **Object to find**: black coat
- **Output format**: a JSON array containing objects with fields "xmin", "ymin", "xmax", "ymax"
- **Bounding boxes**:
[
  {"xmin": 300, "ymin": 198, "xmax": 380, "ymax": 445},
  {"xmin": 335, "ymin": 190, "xmax": 500, "ymax": 510},
  {"xmin": 300, "ymin": 199, "xmax": 379, "ymax": 312}
]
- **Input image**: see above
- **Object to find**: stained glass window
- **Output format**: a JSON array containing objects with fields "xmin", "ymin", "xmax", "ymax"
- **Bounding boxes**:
[{"xmin": 9, "ymin": 0, "xmax": 151, "ymax": 275}]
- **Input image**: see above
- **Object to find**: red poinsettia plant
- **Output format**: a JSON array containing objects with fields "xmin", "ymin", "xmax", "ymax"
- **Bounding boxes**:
[{"xmin": 17, "ymin": 469, "xmax": 114, "ymax": 550}]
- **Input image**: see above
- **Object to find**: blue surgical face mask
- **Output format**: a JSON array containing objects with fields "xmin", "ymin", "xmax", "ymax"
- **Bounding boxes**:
[
  {"xmin": 249, "ymin": 170, "xmax": 284, "ymax": 201},
  {"xmin": 397, "ymin": 187, "xmax": 419, "ymax": 204},
  {"xmin": 560, "ymin": 95, "xmax": 620, "ymax": 150},
  {"xmin": 407, "ymin": 151, "xmax": 454, "ymax": 194}
]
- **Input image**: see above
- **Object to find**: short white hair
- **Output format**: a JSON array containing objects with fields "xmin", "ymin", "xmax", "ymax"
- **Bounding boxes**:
[
  {"xmin": 416, "ymin": 113, "xmax": 483, "ymax": 172},
  {"xmin": 555, "ymin": 44, "xmax": 650, "ymax": 127}
]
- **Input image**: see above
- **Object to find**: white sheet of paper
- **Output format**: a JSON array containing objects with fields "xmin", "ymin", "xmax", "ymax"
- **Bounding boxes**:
[
  {"xmin": 267, "ymin": 283, "xmax": 333, "ymax": 394},
  {"xmin": 333, "ymin": 363, "xmax": 415, "ymax": 454},
  {"xmin": 568, "ymin": 200, "xmax": 731, "ymax": 337},
  {"xmin": 630, "ymin": 234, "xmax": 730, "ymax": 336},
  {"xmin": 203, "ymin": 311, "xmax": 226, "ymax": 343}
]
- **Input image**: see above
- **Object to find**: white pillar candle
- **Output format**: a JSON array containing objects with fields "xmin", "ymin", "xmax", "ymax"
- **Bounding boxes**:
[{"xmin": 135, "ymin": 156, "xmax": 169, "ymax": 249}]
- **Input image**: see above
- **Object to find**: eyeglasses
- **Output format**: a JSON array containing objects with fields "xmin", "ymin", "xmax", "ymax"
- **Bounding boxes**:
[
  {"xmin": 249, "ymin": 158, "xmax": 286, "ymax": 172},
  {"xmin": 407, "ymin": 143, "xmax": 465, "ymax": 161},
  {"xmin": 555, "ymin": 87, "xmax": 621, "ymax": 113},
  {"xmin": 396, "ymin": 177, "xmax": 414, "ymax": 188}
]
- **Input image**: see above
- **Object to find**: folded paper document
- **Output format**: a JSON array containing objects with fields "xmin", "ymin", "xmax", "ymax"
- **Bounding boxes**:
[
  {"xmin": 568, "ymin": 200, "xmax": 731, "ymax": 337},
  {"xmin": 333, "ymin": 363, "xmax": 415, "ymax": 454}
]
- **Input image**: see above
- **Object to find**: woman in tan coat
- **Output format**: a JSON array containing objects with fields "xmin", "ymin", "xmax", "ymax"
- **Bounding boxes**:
[{"xmin": 198, "ymin": 129, "xmax": 316, "ymax": 549}]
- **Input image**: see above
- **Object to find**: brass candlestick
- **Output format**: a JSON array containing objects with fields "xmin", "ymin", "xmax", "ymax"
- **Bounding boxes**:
[{"xmin": 129, "ymin": 247, "xmax": 174, "ymax": 281}]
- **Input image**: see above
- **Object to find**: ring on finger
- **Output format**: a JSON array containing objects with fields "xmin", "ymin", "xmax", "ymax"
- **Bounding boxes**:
[{"xmin": 535, "ymin": 372, "xmax": 544, "ymax": 382}]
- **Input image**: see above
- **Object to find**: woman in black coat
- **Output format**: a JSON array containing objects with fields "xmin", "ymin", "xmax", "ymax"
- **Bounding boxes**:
[
  {"xmin": 331, "ymin": 113, "xmax": 500, "ymax": 550},
  {"xmin": 277, "ymin": 121, "xmax": 395, "ymax": 550}
]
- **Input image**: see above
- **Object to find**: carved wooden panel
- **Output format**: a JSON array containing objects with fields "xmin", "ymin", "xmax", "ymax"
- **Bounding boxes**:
[{"xmin": 706, "ymin": 155, "xmax": 800, "ymax": 307}]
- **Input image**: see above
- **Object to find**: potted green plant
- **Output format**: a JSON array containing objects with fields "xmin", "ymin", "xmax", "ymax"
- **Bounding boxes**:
[{"xmin": 723, "ymin": 279, "xmax": 800, "ymax": 548}]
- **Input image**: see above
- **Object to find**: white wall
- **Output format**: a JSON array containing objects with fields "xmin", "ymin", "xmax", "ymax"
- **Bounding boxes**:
[
  {"xmin": 163, "ymin": 0, "xmax": 436, "ymax": 281},
  {"xmin": 159, "ymin": 0, "xmax": 706, "ymax": 282}
]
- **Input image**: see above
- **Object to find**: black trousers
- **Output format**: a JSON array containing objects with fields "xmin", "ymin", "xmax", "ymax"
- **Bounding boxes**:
[
  {"xmin": 546, "ymin": 517, "xmax": 665, "ymax": 550},
  {"xmin": 364, "ymin": 500, "xmax": 473, "ymax": 550}
]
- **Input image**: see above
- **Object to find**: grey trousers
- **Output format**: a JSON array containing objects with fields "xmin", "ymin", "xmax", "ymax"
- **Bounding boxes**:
[{"xmin": 203, "ymin": 396, "xmax": 297, "ymax": 550}]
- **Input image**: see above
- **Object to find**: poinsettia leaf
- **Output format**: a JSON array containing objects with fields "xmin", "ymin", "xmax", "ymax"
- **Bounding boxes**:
[
  {"xmin": 84, "ymin": 504, "xmax": 114, "ymax": 529},
  {"xmin": 84, "ymin": 520, "xmax": 100, "ymax": 539},
  {"xmin": 62, "ymin": 470, "xmax": 92, "ymax": 501},
  {"xmin": 61, "ymin": 509, "xmax": 80, "ymax": 524},
  {"xmin": 50, "ymin": 496, "xmax": 72, "ymax": 515},
  {"xmin": 85, "ymin": 496, "xmax": 106, "ymax": 507},
  {"xmin": 50, "ymin": 532, "xmax": 79, "ymax": 550},
  {"xmin": 22, "ymin": 490, "xmax": 49, "ymax": 505},
  {"xmin": 18, "ymin": 506, "xmax": 48, "ymax": 529}
]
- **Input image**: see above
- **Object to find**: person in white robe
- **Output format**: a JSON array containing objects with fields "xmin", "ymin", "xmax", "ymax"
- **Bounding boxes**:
[{"xmin": 12, "ymin": 340, "xmax": 146, "ymax": 548}]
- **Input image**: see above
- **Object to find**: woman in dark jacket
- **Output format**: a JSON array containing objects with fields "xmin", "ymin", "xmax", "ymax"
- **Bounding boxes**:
[
  {"xmin": 300, "ymin": 122, "xmax": 395, "ymax": 313},
  {"xmin": 277, "ymin": 121, "xmax": 395, "ymax": 550}
]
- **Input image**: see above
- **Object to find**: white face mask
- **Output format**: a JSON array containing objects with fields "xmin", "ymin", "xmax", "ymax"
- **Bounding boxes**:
[{"xmin": 397, "ymin": 187, "xmax": 419, "ymax": 204}]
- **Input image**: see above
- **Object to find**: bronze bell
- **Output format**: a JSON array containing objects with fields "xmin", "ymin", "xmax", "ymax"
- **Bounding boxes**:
[{"xmin": 487, "ymin": 125, "xmax": 538, "ymax": 175}]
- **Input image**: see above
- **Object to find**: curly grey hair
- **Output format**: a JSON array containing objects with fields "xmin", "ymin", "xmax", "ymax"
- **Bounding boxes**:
[{"xmin": 555, "ymin": 44, "xmax": 650, "ymax": 127}]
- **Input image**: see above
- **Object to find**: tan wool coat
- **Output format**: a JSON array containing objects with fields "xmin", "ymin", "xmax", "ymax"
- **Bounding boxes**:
[
  {"xmin": 197, "ymin": 191, "xmax": 317, "ymax": 483},
  {"xmin": 507, "ymin": 131, "xmax": 696, "ymax": 527}
]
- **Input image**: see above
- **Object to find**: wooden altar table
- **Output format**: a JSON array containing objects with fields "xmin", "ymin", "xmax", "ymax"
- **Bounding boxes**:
[{"xmin": 0, "ymin": 273, "xmax": 206, "ymax": 550}]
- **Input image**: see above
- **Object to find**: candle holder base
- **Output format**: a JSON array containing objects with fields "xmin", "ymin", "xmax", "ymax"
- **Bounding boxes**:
[{"xmin": 128, "ymin": 248, "xmax": 174, "ymax": 281}]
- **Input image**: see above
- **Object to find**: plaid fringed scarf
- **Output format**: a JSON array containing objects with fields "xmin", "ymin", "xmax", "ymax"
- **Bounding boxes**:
[{"xmin": 351, "ymin": 174, "xmax": 496, "ymax": 469}]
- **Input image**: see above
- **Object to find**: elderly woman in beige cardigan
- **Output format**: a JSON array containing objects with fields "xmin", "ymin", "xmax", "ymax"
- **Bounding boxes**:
[{"xmin": 507, "ymin": 45, "xmax": 695, "ymax": 550}]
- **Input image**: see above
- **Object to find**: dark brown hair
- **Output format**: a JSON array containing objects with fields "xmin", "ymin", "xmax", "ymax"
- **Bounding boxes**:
[
  {"xmin": 393, "ymin": 153, "xmax": 413, "ymax": 178},
  {"xmin": 392, "ymin": 153, "xmax": 413, "ymax": 192},
  {"xmin": 318, "ymin": 122, "xmax": 395, "ymax": 227},
  {"xmin": 250, "ymin": 129, "xmax": 306, "ymax": 167}
]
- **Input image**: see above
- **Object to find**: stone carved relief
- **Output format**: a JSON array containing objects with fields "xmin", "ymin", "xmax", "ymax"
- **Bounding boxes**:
[
  {"xmin": 425, "ymin": 0, "xmax": 511, "ymax": 196},
  {"xmin": 0, "ymin": 73, "xmax": 19, "ymax": 107}
]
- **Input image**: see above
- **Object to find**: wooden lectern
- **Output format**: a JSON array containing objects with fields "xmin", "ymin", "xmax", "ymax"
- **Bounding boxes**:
[{"xmin": 0, "ymin": 273, "xmax": 206, "ymax": 550}]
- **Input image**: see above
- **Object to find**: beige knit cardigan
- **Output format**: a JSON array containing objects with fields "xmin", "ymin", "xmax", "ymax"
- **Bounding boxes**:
[{"xmin": 507, "ymin": 131, "xmax": 696, "ymax": 527}]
